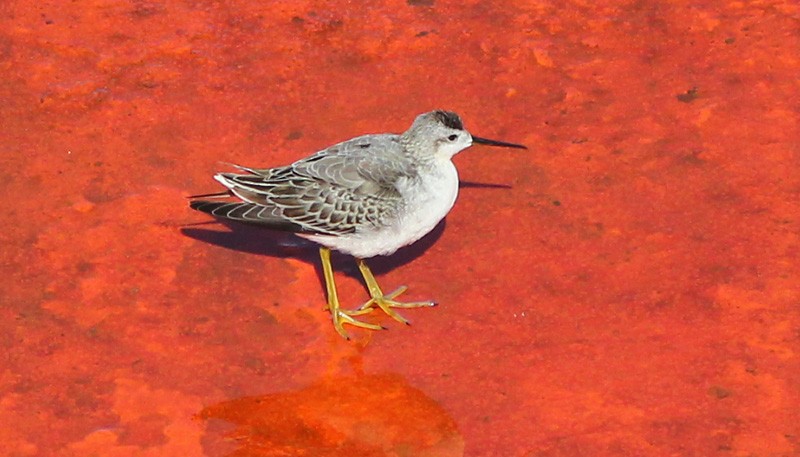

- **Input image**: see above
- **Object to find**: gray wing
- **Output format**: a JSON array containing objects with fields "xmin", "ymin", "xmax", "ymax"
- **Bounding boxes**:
[
  {"xmin": 190, "ymin": 134, "xmax": 417, "ymax": 236},
  {"xmin": 292, "ymin": 135, "xmax": 416, "ymax": 193}
]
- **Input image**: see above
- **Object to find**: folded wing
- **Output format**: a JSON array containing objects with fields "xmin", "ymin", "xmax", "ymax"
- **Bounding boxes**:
[{"xmin": 189, "ymin": 135, "xmax": 417, "ymax": 236}]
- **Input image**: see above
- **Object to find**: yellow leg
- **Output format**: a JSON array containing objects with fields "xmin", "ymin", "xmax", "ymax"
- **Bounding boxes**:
[
  {"xmin": 356, "ymin": 258, "xmax": 436, "ymax": 325},
  {"xmin": 319, "ymin": 247, "xmax": 382, "ymax": 339}
]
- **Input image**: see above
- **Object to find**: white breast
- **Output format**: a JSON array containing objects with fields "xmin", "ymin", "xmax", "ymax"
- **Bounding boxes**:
[
  {"xmin": 390, "ymin": 161, "xmax": 459, "ymax": 252},
  {"xmin": 303, "ymin": 161, "xmax": 460, "ymax": 258}
]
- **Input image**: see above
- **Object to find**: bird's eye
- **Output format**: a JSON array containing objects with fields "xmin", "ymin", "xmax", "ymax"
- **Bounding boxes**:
[{"xmin": 447, "ymin": 134, "xmax": 458, "ymax": 141}]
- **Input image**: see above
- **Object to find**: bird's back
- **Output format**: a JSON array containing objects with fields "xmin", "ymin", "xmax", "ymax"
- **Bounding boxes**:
[{"xmin": 189, "ymin": 133, "xmax": 420, "ymax": 237}]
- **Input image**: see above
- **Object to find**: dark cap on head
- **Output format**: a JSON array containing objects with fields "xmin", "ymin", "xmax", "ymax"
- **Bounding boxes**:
[{"xmin": 431, "ymin": 110, "xmax": 464, "ymax": 130}]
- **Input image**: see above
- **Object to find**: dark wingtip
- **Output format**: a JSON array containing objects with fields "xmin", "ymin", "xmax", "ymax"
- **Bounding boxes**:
[
  {"xmin": 186, "ymin": 191, "xmax": 231, "ymax": 199},
  {"xmin": 189, "ymin": 200, "xmax": 227, "ymax": 213}
]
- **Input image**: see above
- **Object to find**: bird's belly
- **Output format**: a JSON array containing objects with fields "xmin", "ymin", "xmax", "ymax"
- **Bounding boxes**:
[{"xmin": 302, "ymin": 163, "xmax": 459, "ymax": 258}]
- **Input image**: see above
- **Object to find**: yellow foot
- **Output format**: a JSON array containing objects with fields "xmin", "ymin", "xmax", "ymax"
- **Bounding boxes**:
[
  {"xmin": 319, "ymin": 247, "xmax": 386, "ymax": 339},
  {"xmin": 356, "ymin": 281, "xmax": 436, "ymax": 325},
  {"xmin": 332, "ymin": 307, "xmax": 383, "ymax": 340}
]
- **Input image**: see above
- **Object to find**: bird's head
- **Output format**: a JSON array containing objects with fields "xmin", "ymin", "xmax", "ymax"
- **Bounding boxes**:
[{"xmin": 401, "ymin": 110, "xmax": 527, "ymax": 162}]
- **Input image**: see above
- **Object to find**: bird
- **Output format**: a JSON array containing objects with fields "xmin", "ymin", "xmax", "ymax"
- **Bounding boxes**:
[{"xmin": 189, "ymin": 110, "xmax": 527, "ymax": 339}]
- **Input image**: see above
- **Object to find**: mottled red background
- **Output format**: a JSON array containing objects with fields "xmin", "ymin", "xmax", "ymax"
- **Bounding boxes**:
[{"xmin": 1, "ymin": 0, "xmax": 798, "ymax": 456}]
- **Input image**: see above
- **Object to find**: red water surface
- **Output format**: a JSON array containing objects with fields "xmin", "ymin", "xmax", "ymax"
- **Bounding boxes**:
[{"xmin": 1, "ymin": 1, "xmax": 798, "ymax": 456}]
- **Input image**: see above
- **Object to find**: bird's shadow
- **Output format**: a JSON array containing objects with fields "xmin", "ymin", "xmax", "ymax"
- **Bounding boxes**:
[
  {"xmin": 180, "ymin": 220, "xmax": 446, "ymax": 289},
  {"xmin": 181, "ymin": 179, "xmax": 508, "ymax": 291}
]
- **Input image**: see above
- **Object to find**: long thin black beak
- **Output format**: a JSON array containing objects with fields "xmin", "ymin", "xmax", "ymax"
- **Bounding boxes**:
[{"xmin": 471, "ymin": 135, "xmax": 528, "ymax": 150}]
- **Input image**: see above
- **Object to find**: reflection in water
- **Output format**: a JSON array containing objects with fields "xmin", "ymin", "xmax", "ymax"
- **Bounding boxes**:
[{"xmin": 199, "ymin": 373, "xmax": 464, "ymax": 456}]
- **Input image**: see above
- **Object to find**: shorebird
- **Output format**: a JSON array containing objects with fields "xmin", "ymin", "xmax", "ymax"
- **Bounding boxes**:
[{"xmin": 189, "ymin": 110, "xmax": 526, "ymax": 339}]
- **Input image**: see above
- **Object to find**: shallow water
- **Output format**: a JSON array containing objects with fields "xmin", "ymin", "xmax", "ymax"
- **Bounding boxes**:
[{"xmin": 1, "ymin": 1, "xmax": 798, "ymax": 456}]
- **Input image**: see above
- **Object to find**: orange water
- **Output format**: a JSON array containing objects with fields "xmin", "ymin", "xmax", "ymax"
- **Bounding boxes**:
[{"xmin": 1, "ymin": 1, "xmax": 798, "ymax": 456}]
